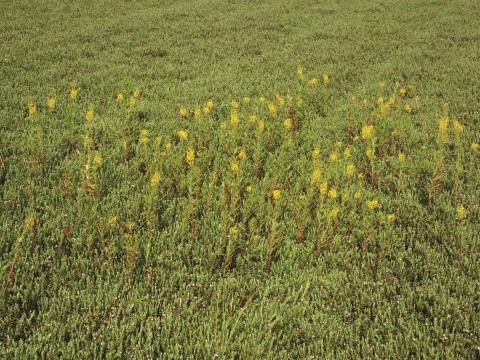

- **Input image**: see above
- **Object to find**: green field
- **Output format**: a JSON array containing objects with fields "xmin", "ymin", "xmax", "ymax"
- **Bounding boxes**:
[{"xmin": 1, "ymin": 0, "xmax": 479, "ymax": 358}]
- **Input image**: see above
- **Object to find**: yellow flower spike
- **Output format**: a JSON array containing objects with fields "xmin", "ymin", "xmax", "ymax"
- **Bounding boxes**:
[
  {"xmin": 93, "ymin": 153, "xmax": 103, "ymax": 166},
  {"xmin": 361, "ymin": 125, "xmax": 374, "ymax": 140},
  {"xmin": 283, "ymin": 118, "xmax": 292, "ymax": 130},
  {"xmin": 238, "ymin": 148, "xmax": 246, "ymax": 160},
  {"xmin": 230, "ymin": 111, "xmax": 239, "ymax": 126},
  {"xmin": 322, "ymin": 73, "xmax": 329, "ymax": 84},
  {"xmin": 116, "ymin": 93, "xmax": 124, "ymax": 102},
  {"xmin": 438, "ymin": 117, "xmax": 449, "ymax": 142},
  {"xmin": 248, "ymin": 115, "xmax": 257, "ymax": 123},
  {"xmin": 311, "ymin": 168, "xmax": 321, "ymax": 184},
  {"xmin": 150, "ymin": 171, "xmax": 161, "ymax": 186},
  {"xmin": 297, "ymin": 65, "xmax": 304, "ymax": 79},
  {"xmin": 351, "ymin": 95, "xmax": 357, "ymax": 102},
  {"xmin": 179, "ymin": 106, "xmax": 188, "ymax": 118},
  {"xmin": 354, "ymin": 191, "xmax": 361, "ymax": 200},
  {"xmin": 47, "ymin": 97, "xmax": 56, "ymax": 110},
  {"xmin": 230, "ymin": 162, "xmax": 239, "ymax": 174},
  {"xmin": 257, "ymin": 120, "xmax": 265, "ymax": 132},
  {"xmin": 399, "ymin": 87, "xmax": 406, "ymax": 97},
  {"xmin": 203, "ymin": 106, "xmax": 210, "ymax": 114},
  {"xmin": 272, "ymin": 189, "xmax": 281, "ymax": 201},
  {"xmin": 312, "ymin": 147, "xmax": 321, "ymax": 159},
  {"xmin": 308, "ymin": 78, "xmax": 318, "ymax": 86},
  {"xmin": 231, "ymin": 100, "xmax": 239, "ymax": 109},
  {"xmin": 246, "ymin": 185, "xmax": 253, "ymax": 193},
  {"xmin": 398, "ymin": 152, "xmax": 406, "ymax": 163},
  {"xmin": 194, "ymin": 106, "xmax": 202, "ymax": 119},
  {"xmin": 258, "ymin": 96, "xmax": 266, "ymax": 103},
  {"xmin": 85, "ymin": 109, "xmax": 94, "ymax": 123},
  {"xmin": 107, "ymin": 215, "xmax": 118, "ymax": 226},
  {"xmin": 367, "ymin": 199, "xmax": 379, "ymax": 210},
  {"xmin": 83, "ymin": 135, "xmax": 93, "ymax": 148},
  {"xmin": 329, "ymin": 152, "xmax": 338, "ymax": 162},
  {"xmin": 346, "ymin": 163, "xmax": 355, "ymax": 178},
  {"xmin": 456, "ymin": 205, "xmax": 467, "ymax": 220},
  {"xmin": 229, "ymin": 226, "xmax": 238, "ymax": 236},
  {"xmin": 69, "ymin": 87, "xmax": 78, "ymax": 101},
  {"xmin": 329, "ymin": 207, "xmax": 340, "ymax": 219},
  {"xmin": 320, "ymin": 181, "xmax": 328, "ymax": 195},
  {"xmin": 471, "ymin": 143, "xmax": 479, "ymax": 153},
  {"xmin": 133, "ymin": 88, "xmax": 140, "ymax": 98},
  {"xmin": 268, "ymin": 103, "xmax": 276, "ymax": 116},
  {"xmin": 343, "ymin": 147, "xmax": 351, "ymax": 158},
  {"xmin": 206, "ymin": 100, "xmax": 214, "ymax": 109},
  {"xmin": 243, "ymin": 96, "xmax": 251, "ymax": 104},
  {"xmin": 377, "ymin": 96, "xmax": 384, "ymax": 105},
  {"xmin": 366, "ymin": 148, "xmax": 375, "ymax": 160},
  {"xmin": 140, "ymin": 129, "xmax": 150, "ymax": 144},
  {"xmin": 155, "ymin": 136, "xmax": 162, "ymax": 145},
  {"xmin": 276, "ymin": 94, "xmax": 285, "ymax": 107},
  {"xmin": 165, "ymin": 142, "xmax": 172, "ymax": 151},
  {"xmin": 220, "ymin": 122, "xmax": 227, "ymax": 130},
  {"xmin": 186, "ymin": 147, "xmax": 195, "ymax": 164},
  {"xmin": 404, "ymin": 104, "xmax": 412, "ymax": 113},
  {"xmin": 128, "ymin": 96, "xmax": 137, "ymax": 107},
  {"xmin": 177, "ymin": 130, "xmax": 188, "ymax": 140},
  {"xmin": 387, "ymin": 214, "xmax": 396, "ymax": 223},
  {"xmin": 453, "ymin": 119, "xmax": 463, "ymax": 135},
  {"xmin": 328, "ymin": 187, "xmax": 337, "ymax": 199},
  {"xmin": 28, "ymin": 101, "xmax": 37, "ymax": 118}
]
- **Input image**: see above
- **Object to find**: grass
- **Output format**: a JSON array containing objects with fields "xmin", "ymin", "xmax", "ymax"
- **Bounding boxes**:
[{"xmin": 1, "ymin": 0, "xmax": 479, "ymax": 358}]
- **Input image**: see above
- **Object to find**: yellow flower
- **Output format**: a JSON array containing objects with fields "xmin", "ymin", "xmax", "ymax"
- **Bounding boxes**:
[
  {"xmin": 116, "ymin": 93, "xmax": 124, "ymax": 102},
  {"xmin": 343, "ymin": 147, "xmax": 351, "ymax": 158},
  {"xmin": 329, "ymin": 207, "xmax": 340, "ymax": 219},
  {"xmin": 177, "ymin": 130, "xmax": 188, "ymax": 140},
  {"xmin": 322, "ymin": 73, "xmax": 329, "ymax": 84},
  {"xmin": 308, "ymin": 78, "xmax": 318, "ymax": 86},
  {"xmin": 83, "ymin": 135, "xmax": 93, "ymax": 148},
  {"xmin": 367, "ymin": 199, "xmax": 379, "ymax": 210},
  {"xmin": 471, "ymin": 143, "xmax": 479, "ymax": 153},
  {"xmin": 93, "ymin": 153, "xmax": 103, "ymax": 166},
  {"xmin": 329, "ymin": 152, "xmax": 338, "ymax": 162},
  {"xmin": 320, "ymin": 181, "xmax": 328, "ymax": 195},
  {"xmin": 230, "ymin": 111, "xmax": 239, "ymax": 126},
  {"xmin": 155, "ymin": 136, "xmax": 162, "ymax": 145},
  {"xmin": 346, "ymin": 163, "xmax": 355, "ymax": 177},
  {"xmin": 363, "ymin": 98, "xmax": 368, "ymax": 106},
  {"xmin": 133, "ymin": 88, "xmax": 140, "ymax": 98},
  {"xmin": 28, "ymin": 101, "xmax": 37, "ymax": 118},
  {"xmin": 351, "ymin": 95, "xmax": 357, "ymax": 102},
  {"xmin": 203, "ymin": 106, "xmax": 210, "ymax": 114},
  {"xmin": 249, "ymin": 115, "xmax": 257, "ymax": 123},
  {"xmin": 399, "ymin": 87, "xmax": 406, "ymax": 97},
  {"xmin": 140, "ymin": 129, "xmax": 150, "ymax": 144},
  {"xmin": 283, "ymin": 118, "xmax": 292, "ymax": 130},
  {"xmin": 361, "ymin": 125, "xmax": 374, "ymax": 140},
  {"xmin": 220, "ymin": 122, "xmax": 227, "ymax": 129},
  {"xmin": 387, "ymin": 96, "xmax": 395, "ymax": 106},
  {"xmin": 453, "ymin": 119, "xmax": 463, "ymax": 135},
  {"xmin": 268, "ymin": 103, "xmax": 276, "ymax": 116},
  {"xmin": 366, "ymin": 148, "xmax": 375, "ymax": 160},
  {"xmin": 272, "ymin": 189, "xmax": 281, "ymax": 201},
  {"xmin": 179, "ymin": 106, "xmax": 188, "ymax": 117},
  {"xmin": 165, "ymin": 142, "xmax": 172, "ymax": 151},
  {"xmin": 258, "ymin": 96, "xmax": 265, "ymax": 103},
  {"xmin": 243, "ymin": 96, "xmax": 251, "ymax": 104},
  {"xmin": 150, "ymin": 171, "xmax": 161, "ymax": 186},
  {"xmin": 194, "ymin": 106, "xmax": 201, "ymax": 119},
  {"xmin": 107, "ymin": 215, "xmax": 118, "ymax": 226},
  {"xmin": 297, "ymin": 65, "xmax": 304, "ymax": 79},
  {"xmin": 404, "ymin": 104, "xmax": 412, "ymax": 113},
  {"xmin": 354, "ymin": 191, "xmax": 361, "ymax": 200},
  {"xmin": 311, "ymin": 168, "xmax": 321, "ymax": 183},
  {"xmin": 229, "ymin": 226, "xmax": 238, "ymax": 236},
  {"xmin": 238, "ymin": 148, "xmax": 246, "ymax": 160},
  {"xmin": 328, "ymin": 187, "xmax": 337, "ymax": 199},
  {"xmin": 398, "ymin": 153, "xmax": 406, "ymax": 163},
  {"xmin": 387, "ymin": 214, "xmax": 396, "ymax": 223},
  {"xmin": 128, "ymin": 96, "xmax": 137, "ymax": 107},
  {"xmin": 257, "ymin": 120, "xmax": 265, "ymax": 132},
  {"xmin": 230, "ymin": 162, "xmax": 239, "ymax": 174},
  {"xmin": 85, "ymin": 109, "xmax": 94, "ymax": 123},
  {"xmin": 69, "ymin": 87, "xmax": 78, "ymax": 101},
  {"xmin": 312, "ymin": 147, "xmax": 321, "ymax": 159},
  {"xmin": 47, "ymin": 97, "xmax": 56, "ymax": 110},
  {"xmin": 231, "ymin": 100, "xmax": 239, "ymax": 109},
  {"xmin": 456, "ymin": 205, "xmax": 467, "ymax": 220},
  {"xmin": 186, "ymin": 147, "xmax": 195, "ymax": 163},
  {"xmin": 438, "ymin": 117, "xmax": 449, "ymax": 142},
  {"xmin": 377, "ymin": 96, "xmax": 384, "ymax": 104},
  {"xmin": 246, "ymin": 185, "xmax": 253, "ymax": 193},
  {"xmin": 206, "ymin": 100, "xmax": 214, "ymax": 110}
]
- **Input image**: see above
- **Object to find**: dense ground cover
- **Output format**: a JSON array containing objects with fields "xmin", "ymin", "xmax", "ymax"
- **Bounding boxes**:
[{"xmin": 1, "ymin": 0, "xmax": 479, "ymax": 358}]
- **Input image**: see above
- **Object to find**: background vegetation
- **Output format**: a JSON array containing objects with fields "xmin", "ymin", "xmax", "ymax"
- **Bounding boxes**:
[{"xmin": 1, "ymin": 0, "xmax": 479, "ymax": 358}]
